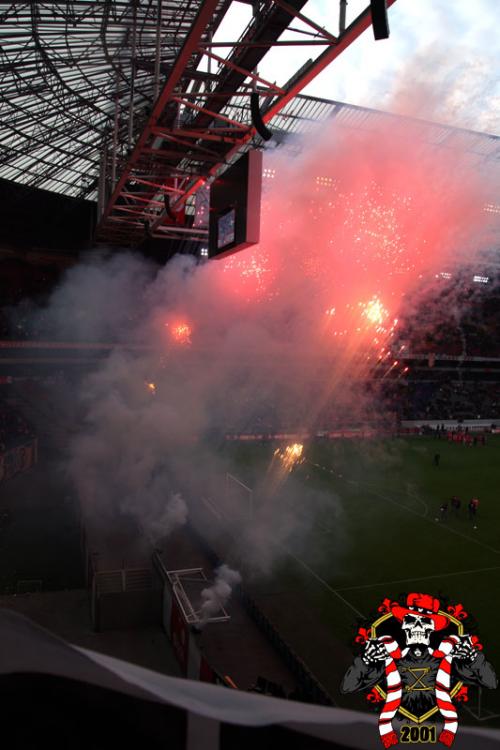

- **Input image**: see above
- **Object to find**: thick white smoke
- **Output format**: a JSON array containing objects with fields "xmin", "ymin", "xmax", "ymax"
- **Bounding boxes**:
[
  {"xmin": 199, "ymin": 564, "xmax": 242, "ymax": 625},
  {"xmin": 22, "ymin": 98, "xmax": 497, "ymax": 581},
  {"xmin": 144, "ymin": 492, "xmax": 188, "ymax": 544}
]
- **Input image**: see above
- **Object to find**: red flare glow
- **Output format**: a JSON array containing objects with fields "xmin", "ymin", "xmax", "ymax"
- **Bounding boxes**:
[
  {"xmin": 214, "ymin": 114, "xmax": 490, "ymax": 372},
  {"xmin": 361, "ymin": 297, "xmax": 388, "ymax": 326},
  {"xmin": 166, "ymin": 321, "xmax": 192, "ymax": 345}
]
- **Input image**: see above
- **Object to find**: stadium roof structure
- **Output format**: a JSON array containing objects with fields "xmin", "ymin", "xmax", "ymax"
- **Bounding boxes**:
[
  {"xmin": 0, "ymin": 0, "xmax": 400, "ymax": 246},
  {"xmin": 0, "ymin": 0, "xmax": 232, "ymax": 198},
  {"xmin": 1, "ymin": 0, "xmax": 498, "ymax": 249}
]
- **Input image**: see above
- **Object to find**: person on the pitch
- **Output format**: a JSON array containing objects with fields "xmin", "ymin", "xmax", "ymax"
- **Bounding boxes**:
[
  {"xmin": 470, "ymin": 497, "xmax": 479, "ymax": 518},
  {"xmin": 468, "ymin": 499, "xmax": 478, "ymax": 522}
]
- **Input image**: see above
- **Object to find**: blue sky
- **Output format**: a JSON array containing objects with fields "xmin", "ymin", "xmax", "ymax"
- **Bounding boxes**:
[{"xmin": 214, "ymin": 0, "xmax": 499, "ymax": 134}]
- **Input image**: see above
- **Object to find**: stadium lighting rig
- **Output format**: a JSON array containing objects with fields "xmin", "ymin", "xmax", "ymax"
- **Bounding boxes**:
[{"xmin": 95, "ymin": 0, "xmax": 398, "ymax": 249}]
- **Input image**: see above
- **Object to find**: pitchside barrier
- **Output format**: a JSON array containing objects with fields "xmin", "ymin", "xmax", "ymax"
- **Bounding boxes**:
[
  {"xmin": 169, "ymin": 524, "xmax": 334, "ymax": 707},
  {"xmin": 400, "ymin": 419, "xmax": 498, "ymax": 431},
  {"xmin": 237, "ymin": 587, "xmax": 333, "ymax": 706},
  {"xmin": 3, "ymin": 607, "xmax": 500, "ymax": 750},
  {"xmin": 225, "ymin": 430, "xmax": 388, "ymax": 441},
  {"xmin": 81, "ymin": 519, "xmax": 160, "ymax": 632},
  {"xmin": 224, "ymin": 419, "xmax": 498, "ymax": 442},
  {"xmin": 153, "ymin": 550, "xmax": 227, "ymax": 685}
]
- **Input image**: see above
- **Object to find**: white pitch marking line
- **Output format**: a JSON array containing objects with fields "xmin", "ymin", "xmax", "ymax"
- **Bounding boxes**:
[
  {"xmin": 372, "ymin": 480, "xmax": 429, "ymax": 517},
  {"xmin": 369, "ymin": 486, "xmax": 500, "ymax": 556},
  {"xmin": 334, "ymin": 565, "xmax": 500, "ymax": 593},
  {"xmin": 308, "ymin": 459, "xmax": 500, "ymax": 556},
  {"xmin": 407, "ymin": 487, "xmax": 429, "ymax": 517},
  {"xmin": 203, "ymin": 489, "xmax": 364, "ymax": 618},
  {"xmin": 358, "ymin": 479, "xmax": 428, "ymax": 516},
  {"xmin": 309, "ymin": 459, "xmax": 431, "ymax": 522},
  {"xmin": 285, "ymin": 548, "xmax": 365, "ymax": 618}
]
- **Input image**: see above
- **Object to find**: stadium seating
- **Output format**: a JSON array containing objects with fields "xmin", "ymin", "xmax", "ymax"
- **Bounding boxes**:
[{"xmin": 0, "ymin": 401, "xmax": 35, "ymax": 453}]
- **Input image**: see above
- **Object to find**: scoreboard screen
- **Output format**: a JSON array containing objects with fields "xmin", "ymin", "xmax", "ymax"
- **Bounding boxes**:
[
  {"xmin": 217, "ymin": 208, "xmax": 236, "ymax": 250},
  {"xmin": 208, "ymin": 149, "xmax": 262, "ymax": 259}
]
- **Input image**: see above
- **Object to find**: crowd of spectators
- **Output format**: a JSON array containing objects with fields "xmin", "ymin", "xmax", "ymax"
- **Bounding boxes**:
[
  {"xmin": 392, "ymin": 381, "xmax": 499, "ymax": 422},
  {"xmin": 398, "ymin": 268, "xmax": 500, "ymax": 359},
  {"xmin": 405, "ymin": 317, "xmax": 500, "ymax": 359},
  {"xmin": 0, "ymin": 304, "xmax": 49, "ymax": 341},
  {"xmin": 0, "ymin": 255, "xmax": 63, "ymax": 341},
  {"xmin": 218, "ymin": 375, "xmax": 500, "ymax": 435},
  {"xmin": 0, "ymin": 400, "xmax": 35, "ymax": 453}
]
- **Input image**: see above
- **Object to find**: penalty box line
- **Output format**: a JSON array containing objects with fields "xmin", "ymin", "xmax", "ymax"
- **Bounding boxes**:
[
  {"xmin": 306, "ymin": 460, "xmax": 429, "ymax": 518},
  {"xmin": 368, "ymin": 486, "xmax": 500, "ymax": 556},
  {"xmin": 285, "ymin": 549, "xmax": 365, "ymax": 619},
  {"xmin": 334, "ymin": 565, "xmax": 500, "ymax": 593},
  {"xmin": 202, "ymin": 496, "xmax": 365, "ymax": 620}
]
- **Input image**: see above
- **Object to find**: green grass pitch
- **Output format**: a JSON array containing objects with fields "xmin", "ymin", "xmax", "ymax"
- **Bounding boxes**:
[{"xmin": 221, "ymin": 435, "xmax": 500, "ymax": 716}]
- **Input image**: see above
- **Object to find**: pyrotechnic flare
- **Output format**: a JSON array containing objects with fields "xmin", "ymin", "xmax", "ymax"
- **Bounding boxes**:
[
  {"xmin": 166, "ymin": 321, "xmax": 192, "ymax": 345},
  {"xmin": 44, "ymin": 95, "xmax": 494, "ymax": 581},
  {"xmin": 199, "ymin": 564, "xmax": 241, "ymax": 625},
  {"xmin": 361, "ymin": 296, "xmax": 388, "ymax": 326},
  {"xmin": 274, "ymin": 443, "xmax": 305, "ymax": 473}
]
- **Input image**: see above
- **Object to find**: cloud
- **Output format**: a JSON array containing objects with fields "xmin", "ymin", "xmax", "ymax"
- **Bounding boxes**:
[{"xmin": 255, "ymin": 0, "xmax": 500, "ymax": 133}]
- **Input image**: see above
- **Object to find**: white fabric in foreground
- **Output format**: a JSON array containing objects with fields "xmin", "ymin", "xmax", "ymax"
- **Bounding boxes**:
[{"xmin": 78, "ymin": 647, "xmax": 500, "ymax": 750}]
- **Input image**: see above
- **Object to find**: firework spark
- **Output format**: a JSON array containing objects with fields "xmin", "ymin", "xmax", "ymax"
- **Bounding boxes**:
[
  {"xmin": 361, "ymin": 296, "xmax": 388, "ymax": 326},
  {"xmin": 273, "ymin": 443, "xmax": 304, "ymax": 473},
  {"xmin": 167, "ymin": 322, "xmax": 192, "ymax": 345}
]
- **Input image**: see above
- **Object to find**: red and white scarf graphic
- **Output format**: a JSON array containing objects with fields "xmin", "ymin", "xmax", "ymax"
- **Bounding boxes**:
[
  {"xmin": 432, "ymin": 635, "xmax": 460, "ymax": 747},
  {"xmin": 377, "ymin": 636, "xmax": 402, "ymax": 748},
  {"xmin": 377, "ymin": 635, "xmax": 460, "ymax": 748}
]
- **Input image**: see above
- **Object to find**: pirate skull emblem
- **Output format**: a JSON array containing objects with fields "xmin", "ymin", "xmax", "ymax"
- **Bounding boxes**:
[{"xmin": 402, "ymin": 612, "xmax": 435, "ymax": 645}]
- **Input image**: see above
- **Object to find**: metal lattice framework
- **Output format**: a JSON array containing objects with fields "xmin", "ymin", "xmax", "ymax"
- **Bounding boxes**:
[
  {"xmin": 0, "ymin": 0, "xmax": 399, "ymax": 244},
  {"xmin": 0, "ymin": 0, "xmax": 231, "ymax": 198}
]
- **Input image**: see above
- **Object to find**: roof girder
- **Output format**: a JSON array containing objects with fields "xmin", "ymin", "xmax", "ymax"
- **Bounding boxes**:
[{"xmin": 97, "ymin": 1, "xmax": 399, "ymax": 244}]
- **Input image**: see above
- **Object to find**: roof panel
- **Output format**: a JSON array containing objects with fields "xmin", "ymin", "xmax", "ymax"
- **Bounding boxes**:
[
  {"xmin": 0, "ymin": 1, "xmax": 498, "ymax": 209},
  {"xmin": 0, "ymin": 0, "xmax": 230, "ymax": 199}
]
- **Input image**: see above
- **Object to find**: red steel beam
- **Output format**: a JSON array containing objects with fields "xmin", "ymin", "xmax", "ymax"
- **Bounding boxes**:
[
  {"xmin": 122, "ymin": 193, "xmax": 166, "ymax": 207},
  {"xmin": 155, "ymin": 0, "xmax": 399, "ymax": 225},
  {"xmin": 150, "ymin": 128, "xmax": 224, "ymax": 157},
  {"xmin": 171, "ymin": 96, "xmax": 250, "ymax": 130},
  {"xmin": 113, "ymin": 206, "xmax": 156, "ymax": 217},
  {"xmin": 261, "ymin": 0, "xmax": 399, "ymax": 121},
  {"xmin": 198, "ymin": 40, "xmax": 332, "ymax": 47},
  {"xmin": 200, "ymin": 48, "xmax": 286, "ymax": 94},
  {"xmin": 171, "ymin": 90, "xmax": 281, "ymax": 97},
  {"xmin": 270, "ymin": 0, "xmax": 338, "ymax": 43},
  {"xmin": 101, "ymin": 0, "xmax": 398, "ymax": 242},
  {"xmin": 133, "ymin": 178, "xmax": 184, "ymax": 193},
  {"xmin": 142, "ymin": 146, "xmax": 222, "ymax": 162},
  {"xmin": 167, "ymin": 129, "xmax": 243, "ymax": 143},
  {"xmin": 99, "ymin": 0, "xmax": 220, "ymax": 226}
]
